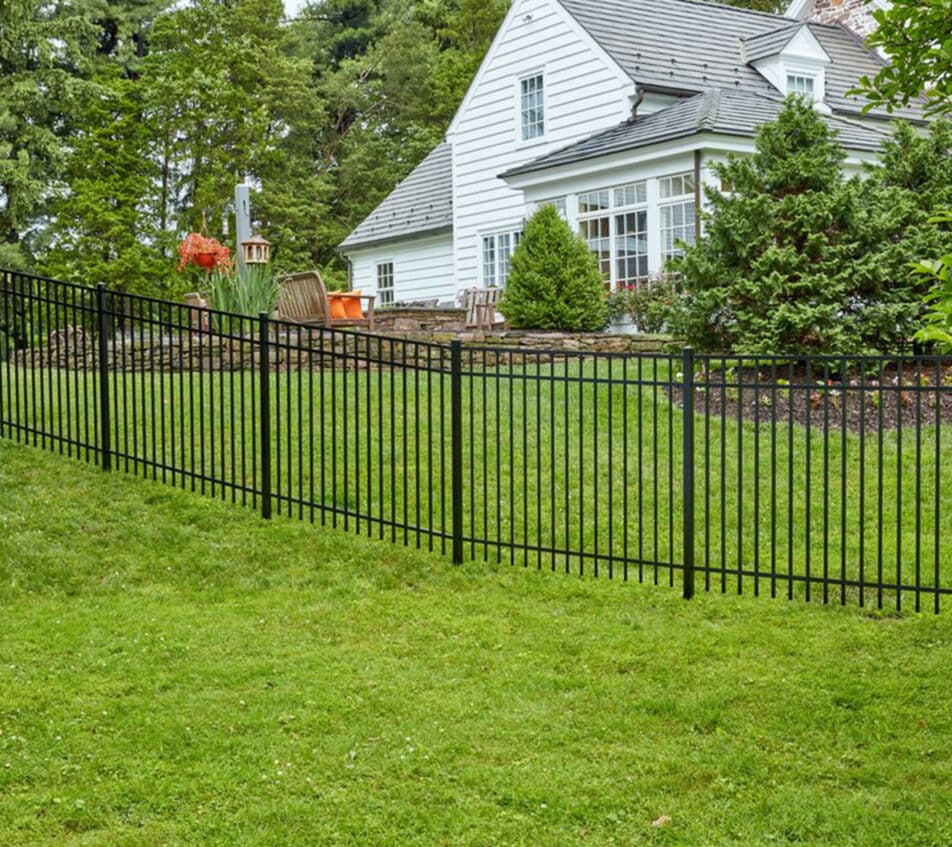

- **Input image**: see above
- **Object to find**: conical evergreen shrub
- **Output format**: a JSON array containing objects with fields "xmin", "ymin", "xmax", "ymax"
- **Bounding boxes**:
[{"xmin": 498, "ymin": 204, "xmax": 607, "ymax": 331}]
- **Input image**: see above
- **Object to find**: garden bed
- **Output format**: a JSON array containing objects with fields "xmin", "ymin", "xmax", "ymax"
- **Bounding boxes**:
[{"xmin": 671, "ymin": 361, "xmax": 952, "ymax": 434}]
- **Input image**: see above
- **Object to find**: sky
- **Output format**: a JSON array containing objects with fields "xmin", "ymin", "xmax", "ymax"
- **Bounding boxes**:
[{"xmin": 283, "ymin": 0, "xmax": 310, "ymax": 19}]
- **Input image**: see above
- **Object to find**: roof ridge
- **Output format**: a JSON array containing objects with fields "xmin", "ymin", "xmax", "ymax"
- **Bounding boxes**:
[
  {"xmin": 699, "ymin": 89, "xmax": 723, "ymax": 129},
  {"xmin": 662, "ymin": 0, "xmax": 794, "ymax": 23},
  {"xmin": 739, "ymin": 21, "xmax": 802, "ymax": 43}
]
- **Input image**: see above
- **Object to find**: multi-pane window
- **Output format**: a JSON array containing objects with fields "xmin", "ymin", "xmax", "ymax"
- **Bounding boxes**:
[
  {"xmin": 659, "ymin": 173, "xmax": 695, "ymax": 201},
  {"xmin": 481, "ymin": 230, "xmax": 522, "ymax": 286},
  {"xmin": 787, "ymin": 74, "xmax": 815, "ymax": 98},
  {"xmin": 376, "ymin": 261, "xmax": 394, "ymax": 306},
  {"xmin": 578, "ymin": 181, "xmax": 649, "ymax": 289},
  {"xmin": 659, "ymin": 172, "xmax": 697, "ymax": 262},
  {"xmin": 520, "ymin": 74, "xmax": 545, "ymax": 141},
  {"xmin": 579, "ymin": 217, "xmax": 612, "ymax": 280},
  {"xmin": 578, "ymin": 188, "xmax": 610, "ymax": 215},
  {"xmin": 482, "ymin": 236, "xmax": 497, "ymax": 286},
  {"xmin": 615, "ymin": 210, "xmax": 649, "ymax": 286},
  {"xmin": 536, "ymin": 197, "xmax": 567, "ymax": 218}
]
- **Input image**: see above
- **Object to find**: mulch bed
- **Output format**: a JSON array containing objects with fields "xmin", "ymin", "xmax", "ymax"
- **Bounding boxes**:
[{"xmin": 669, "ymin": 362, "xmax": 952, "ymax": 434}]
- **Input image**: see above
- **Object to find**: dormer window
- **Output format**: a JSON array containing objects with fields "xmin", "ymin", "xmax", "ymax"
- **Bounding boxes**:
[
  {"xmin": 787, "ymin": 73, "xmax": 816, "ymax": 98},
  {"xmin": 520, "ymin": 74, "xmax": 545, "ymax": 141},
  {"xmin": 742, "ymin": 23, "xmax": 830, "ymax": 109}
]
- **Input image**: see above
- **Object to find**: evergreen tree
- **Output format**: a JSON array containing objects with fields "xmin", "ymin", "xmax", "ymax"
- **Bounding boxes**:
[
  {"xmin": 40, "ymin": 71, "xmax": 168, "ymax": 294},
  {"xmin": 135, "ymin": 0, "xmax": 315, "ymax": 271},
  {"xmin": 0, "ymin": 0, "xmax": 98, "ymax": 267},
  {"xmin": 499, "ymin": 204, "xmax": 607, "ymax": 331},
  {"xmin": 675, "ymin": 99, "xmax": 948, "ymax": 354}
]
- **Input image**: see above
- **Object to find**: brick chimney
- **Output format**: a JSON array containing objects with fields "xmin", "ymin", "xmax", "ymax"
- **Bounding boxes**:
[{"xmin": 786, "ymin": 0, "xmax": 889, "ymax": 39}]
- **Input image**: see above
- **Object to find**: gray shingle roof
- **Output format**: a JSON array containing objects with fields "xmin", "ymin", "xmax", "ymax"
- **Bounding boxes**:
[
  {"xmin": 501, "ymin": 89, "xmax": 891, "ymax": 178},
  {"xmin": 557, "ymin": 0, "xmax": 922, "ymax": 122},
  {"xmin": 341, "ymin": 0, "xmax": 922, "ymax": 249},
  {"xmin": 739, "ymin": 23, "xmax": 811, "ymax": 64},
  {"xmin": 339, "ymin": 143, "xmax": 453, "ymax": 251}
]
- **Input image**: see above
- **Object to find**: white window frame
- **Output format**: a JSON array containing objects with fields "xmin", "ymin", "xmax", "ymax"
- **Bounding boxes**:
[
  {"xmin": 535, "ymin": 196, "xmax": 567, "ymax": 218},
  {"xmin": 577, "ymin": 180, "xmax": 650, "ymax": 291},
  {"xmin": 659, "ymin": 172, "xmax": 697, "ymax": 264},
  {"xmin": 375, "ymin": 261, "xmax": 394, "ymax": 307},
  {"xmin": 786, "ymin": 72, "xmax": 816, "ymax": 99},
  {"xmin": 518, "ymin": 71, "xmax": 546, "ymax": 144},
  {"xmin": 480, "ymin": 229, "xmax": 522, "ymax": 287}
]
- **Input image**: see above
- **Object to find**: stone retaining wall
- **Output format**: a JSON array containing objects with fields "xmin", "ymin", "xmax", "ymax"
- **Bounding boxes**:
[{"xmin": 13, "ymin": 322, "xmax": 677, "ymax": 374}]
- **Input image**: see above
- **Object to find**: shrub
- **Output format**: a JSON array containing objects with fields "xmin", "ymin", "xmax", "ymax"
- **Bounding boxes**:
[
  {"xmin": 605, "ymin": 276, "xmax": 684, "ymax": 334},
  {"xmin": 675, "ymin": 100, "xmax": 952, "ymax": 355},
  {"xmin": 914, "ymin": 212, "xmax": 952, "ymax": 352},
  {"xmin": 498, "ymin": 205, "xmax": 607, "ymax": 331}
]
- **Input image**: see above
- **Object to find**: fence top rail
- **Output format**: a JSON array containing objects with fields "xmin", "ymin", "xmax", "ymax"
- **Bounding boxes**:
[
  {"xmin": 1, "ymin": 271, "xmax": 96, "ymax": 299},
  {"xmin": 4, "ymin": 270, "xmax": 952, "ymax": 368},
  {"xmin": 695, "ymin": 352, "xmax": 952, "ymax": 367},
  {"xmin": 1, "ymin": 268, "xmax": 92, "ymax": 290}
]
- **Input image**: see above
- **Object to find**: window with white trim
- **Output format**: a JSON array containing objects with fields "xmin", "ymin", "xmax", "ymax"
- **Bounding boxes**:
[
  {"xmin": 787, "ymin": 73, "xmax": 815, "ymax": 98},
  {"xmin": 659, "ymin": 172, "xmax": 697, "ymax": 262},
  {"xmin": 481, "ymin": 230, "xmax": 522, "ymax": 286},
  {"xmin": 520, "ymin": 74, "xmax": 545, "ymax": 141},
  {"xmin": 578, "ymin": 181, "xmax": 649, "ymax": 290},
  {"xmin": 536, "ymin": 196, "xmax": 567, "ymax": 218},
  {"xmin": 376, "ymin": 261, "xmax": 394, "ymax": 306}
]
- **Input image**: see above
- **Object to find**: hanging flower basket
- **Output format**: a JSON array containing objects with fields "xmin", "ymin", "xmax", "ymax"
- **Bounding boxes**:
[{"xmin": 177, "ymin": 232, "xmax": 232, "ymax": 272}]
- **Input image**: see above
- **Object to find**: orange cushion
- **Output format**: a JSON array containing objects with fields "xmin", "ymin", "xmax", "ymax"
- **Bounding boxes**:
[
  {"xmin": 328, "ymin": 294, "xmax": 347, "ymax": 320},
  {"xmin": 342, "ymin": 290, "xmax": 363, "ymax": 319}
]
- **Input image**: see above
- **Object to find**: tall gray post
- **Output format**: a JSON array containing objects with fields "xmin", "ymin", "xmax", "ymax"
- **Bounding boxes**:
[{"xmin": 235, "ymin": 183, "xmax": 252, "ymax": 278}]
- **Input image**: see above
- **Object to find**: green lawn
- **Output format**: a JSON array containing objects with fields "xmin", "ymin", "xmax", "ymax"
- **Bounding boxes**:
[{"xmin": 1, "ymin": 439, "xmax": 952, "ymax": 846}]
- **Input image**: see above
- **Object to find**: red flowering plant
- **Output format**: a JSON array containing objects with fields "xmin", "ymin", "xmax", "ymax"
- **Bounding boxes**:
[
  {"xmin": 604, "ymin": 275, "xmax": 683, "ymax": 333},
  {"xmin": 177, "ymin": 232, "xmax": 232, "ymax": 272}
]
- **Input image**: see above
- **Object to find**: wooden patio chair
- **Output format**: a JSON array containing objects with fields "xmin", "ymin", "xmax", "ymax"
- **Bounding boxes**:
[
  {"xmin": 463, "ymin": 287, "xmax": 504, "ymax": 330},
  {"xmin": 275, "ymin": 270, "xmax": 375, "ymax": 331},
  {"xmin": 183, "ymin": 292, "xmax": 209, "ymax": 330}
]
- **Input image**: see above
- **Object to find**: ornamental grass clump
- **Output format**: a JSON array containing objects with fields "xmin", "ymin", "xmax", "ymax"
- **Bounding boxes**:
[
  {"xmin": 207, "ymin": 265, "xmax": 280, "ymax": 331},
  {"xmin": 498, "ymin": 204, "xmax": 607, "ymax": 331}
]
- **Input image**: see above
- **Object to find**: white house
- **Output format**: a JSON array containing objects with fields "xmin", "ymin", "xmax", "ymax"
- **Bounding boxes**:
[{"xmin": 339, "ymin": 0, "xmax": 919, "ymax": 306}]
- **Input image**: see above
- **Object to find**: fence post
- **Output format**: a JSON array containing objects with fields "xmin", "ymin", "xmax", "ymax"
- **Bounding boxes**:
[
  {"xmin": 259, "ymin": 311, "xmax": 272, "ymax": 520},
  {"xmin": 682, "ymin": 347, "xmax": 696, "ymax": 600},
  {"xmin": 96, "ymin": 283, "xmax": 112, "ymax": 472},
  {"xmin": 450, "ymin": 340, "xmax": 464, "ymax": 564}
]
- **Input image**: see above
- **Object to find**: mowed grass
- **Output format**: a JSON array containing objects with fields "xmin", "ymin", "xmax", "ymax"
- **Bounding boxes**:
[{"xmin": 2, "ymin": 439, "xmax": 952, "ymax": 846}]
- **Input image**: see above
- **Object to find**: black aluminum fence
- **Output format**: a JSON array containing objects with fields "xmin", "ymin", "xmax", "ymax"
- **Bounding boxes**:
[{"xmin": 2, "ymin": 270, "xmax": 951, "ymax": 612}]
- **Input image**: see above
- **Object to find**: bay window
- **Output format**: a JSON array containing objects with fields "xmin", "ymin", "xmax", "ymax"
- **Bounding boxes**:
[{"xmin": 578, "ymin": 181, "xmax": 649, "ymax": 290}]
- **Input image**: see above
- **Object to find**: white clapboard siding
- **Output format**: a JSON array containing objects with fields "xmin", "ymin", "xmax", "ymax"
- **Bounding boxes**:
[
  {"xmin": 448, "ymin": 0, "xmax": 635, "ymax": 288},
  {"xmin": 348, "ymin": 234, "xmax": 456, "ymax": 305}
]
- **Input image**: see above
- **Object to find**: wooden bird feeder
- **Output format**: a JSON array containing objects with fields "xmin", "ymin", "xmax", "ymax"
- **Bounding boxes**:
[{"xmin": 241, "ymin": 234, "xmax": 271, "ymax": 265}]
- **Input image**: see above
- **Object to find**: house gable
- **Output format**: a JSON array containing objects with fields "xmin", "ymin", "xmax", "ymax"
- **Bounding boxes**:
[
  {"xmin": 448, "ymin": 0, "xmax": 640, "ymax": 289},
  {"xmin": 446, "ymin": 0, "xmax": 635, "ymax": 141}
]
